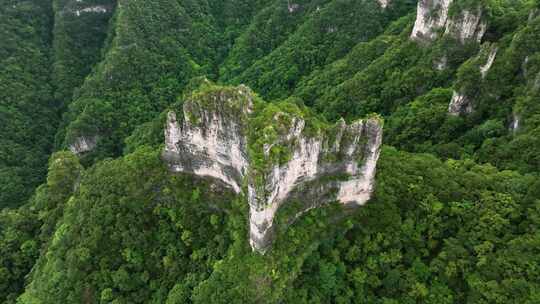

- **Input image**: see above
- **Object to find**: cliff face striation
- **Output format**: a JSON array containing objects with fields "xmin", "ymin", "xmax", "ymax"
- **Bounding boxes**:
[
  {"xmin": 411, "ymin": 0, "xmax": 487, "ymax": 43},
  {"xmin": 162, "ymin": 84, "xmax": 383, "ymax": 253}
]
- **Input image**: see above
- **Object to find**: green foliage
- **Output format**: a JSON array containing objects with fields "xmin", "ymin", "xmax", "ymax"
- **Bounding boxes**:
[
  {"xmin": 2, "ymin": 1, "xmax": 540, "ymax": 303},
  {"xmin": 19, "ymin": 147, "xmax": 237, "ymax": 303},
  {"xmin": 224, "ymin": 0, "xmax": 415, "ymax": 100},
  {"xmin": 0, "ymin": 152, "xmax": 81, "ymax": 304},
  {"xmin": 0, "ymin": 0, "xmax": 56, "ymax": 209},
  {"xmin": 283, "ymin": 147, "xmax": 540, "ymax": 303}
]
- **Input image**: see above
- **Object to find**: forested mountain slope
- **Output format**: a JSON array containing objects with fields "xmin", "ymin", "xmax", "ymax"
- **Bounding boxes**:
[{"xmin": 1, "ymin": 0, "xmax": 540, "ymax": 303}]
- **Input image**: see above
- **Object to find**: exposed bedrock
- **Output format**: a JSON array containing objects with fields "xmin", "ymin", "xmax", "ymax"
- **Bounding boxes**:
[
  {"xmin": 69, "ymin": 136, "xmax": 98, "ymax": 155},
  {"xmin": 449, "ymin": 44, "xmax": 498, "ymax": 116},
  {"xmin": 162, "ymin": 85, "xmax": 383, "ymax": 253},
  {"xmin": 411, "ymin": 0, "xmax": 487, "ymax": 43}
]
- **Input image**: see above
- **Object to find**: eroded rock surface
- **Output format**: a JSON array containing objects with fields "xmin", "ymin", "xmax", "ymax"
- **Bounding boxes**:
[
  {"xmin": 444, "ymin": 7, "xmax": 487, "ymax": 43},
  {"xmin": 449, "ymin": 44, "xmax": 498, "ymax": 115},
  {"xmin": 69, "ymin": 136, "xmax": 98, "ymax": 155},
  {"xmin": 163, "ymin": 85, "xmax": 253, "ymax": 194},
  {"xmin": 411, "ymin": 0, "xmax": 453, "ymax": 42},
  {"xmin": 480, "ymin": 46, "xmax": 498, "ymax": 78},
  {"xmin": 411, "ymin": 0, "xmax": 486, "ymax": 43},
  {"xmin": 249, "ymin": 116, "xmax": 383, "ymax": 252},
  {"xmin": 163, "ymin": 85, "xmax": 383, "ymax": 253},
  {"xmin": 448, "ymin": 91, "xmax": 472, "ymax": 116}
]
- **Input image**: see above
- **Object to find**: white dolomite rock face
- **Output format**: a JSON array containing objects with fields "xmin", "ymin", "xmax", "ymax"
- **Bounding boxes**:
[
  {"xmin": 337, "ymin": 121, "xmax": 383, "ymax": 205},
  {"xmin": 511, "ymin": 113, "xmax": 520, "ymax": 133},
  {"xmin": 378, "ymin": 0, "xmax": 390, "ymax": 9},
  {"xmin": 444, "ymin": 8, "xmax": 487, "ymax": 43},
  {"xmin": 411, "ymin": 0, "xmax": 453, "ymax": 42},
  {"xmin": 411, "ymin": 0, "xmax": 486, "ymax": 43},
  {"xmin": 480, "ymin": 46, "xmax": 498, "ymax": 78},
  {"xmin": 69, "ymin": 136, "xmax": 98, "ymax": 155},
  {"xmin": 448, "ymin": 91, "xmax": 472, "ymax": 116},
  {"xmin": 163, "ymin": 85, "xmax": 383, "ymax": 253},
  {"xmin": 248, "ymin": 118, "xmax": 383, "ymax": 252},
  {"xmin": 162, "ymin": 86, "xmax": 253, "ymax": 194}
]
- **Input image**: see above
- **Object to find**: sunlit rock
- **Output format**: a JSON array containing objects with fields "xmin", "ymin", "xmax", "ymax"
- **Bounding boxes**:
[{"xmin": 163, "ymin": 85, "xmax": 253, "ymax": 194}]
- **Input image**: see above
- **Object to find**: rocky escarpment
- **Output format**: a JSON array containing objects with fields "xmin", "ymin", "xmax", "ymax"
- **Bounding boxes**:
[
  {"xmin": 162, "ymin": 85, "xmax": 383, "ymax": 253},
  {"xmin": 162, "ymin": 85, "xmax": 253, "ymax": 194},
  {"xmin": 411, "ymin": 0, "xmax": 487, "ymax": 43},
  {"xmin": 449, "ymin": 44, "xmax": 498, "ymax": 116},
  {"xmin": 248, "ymin": 113, "xmax": 383, "ymax": 252}
]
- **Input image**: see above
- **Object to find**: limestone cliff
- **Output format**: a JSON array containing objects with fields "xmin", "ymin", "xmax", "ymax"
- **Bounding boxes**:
[
  {"xmin": 411, "ymin": 0, "xmax": 486, "ymax": 43},
  {"xmin": 162, "ymin": 85, "xmax": 383, "ymax": 253},
  {"xmin": 162, "ymin": 85, "xmax": 253, "ymax": 194}
]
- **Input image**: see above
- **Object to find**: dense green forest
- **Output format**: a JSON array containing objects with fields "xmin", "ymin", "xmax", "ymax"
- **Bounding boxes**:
[{"xmin": 1, "ymin": 0, "xmax": 539, "ymax": 303}]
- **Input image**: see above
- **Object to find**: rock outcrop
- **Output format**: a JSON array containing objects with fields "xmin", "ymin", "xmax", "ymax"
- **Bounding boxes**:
[
  {"xmin": 449, "ymin": 44, "xmax": 498, "ymax": 115},
  {"xmin": 377, "ymin": 0, "xmax": 390, "ymax": 9},
  {"xmin": 69, "ymin": 136, "xmax": 98, "ymax": 155},
  {"xmin": 163, "ymin": 85, "xmax": 253, "ymax": 194},
  {"xmin": 444, "ymin": 6, "xmax": 487, "ymax": 43},
  {"xmin": 448, "ymin": 91, "xmax": 472, "ymax": 116},
  {"xmin": 163, "ymin": 85, "xmax": 383, "ymax": 253},
  {"xmin": 511, "ymin": 113, "xmax": 520, "ymax": 133},
  {"xmin": 411, "ymin": 0, "xmax": 453, "ymax": 42},
  {"xmin": 480, "ymin": 46, "xmax": 498, "ymax": 78},
  {"xmin": 60, "ymin": 1, "xmax": 113, "ymax": 17},
  {"xmin": 411, "ymin": 0, "xmax": 486, "ymax": 43}
]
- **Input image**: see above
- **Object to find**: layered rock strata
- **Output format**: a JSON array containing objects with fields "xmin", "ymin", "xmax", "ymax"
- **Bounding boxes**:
[{"xmin": 163, "ymin": 85, "xmax": 383, "ymax": 253}]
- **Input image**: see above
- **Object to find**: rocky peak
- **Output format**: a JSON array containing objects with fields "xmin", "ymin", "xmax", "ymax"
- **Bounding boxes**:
[
  {"xmin": 411, "ymin": 0, "xmax": 487, "ymax": 43},
  {"xmin": 162, "ymin": 85, "xmax": 383, "ymax": 253}
]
